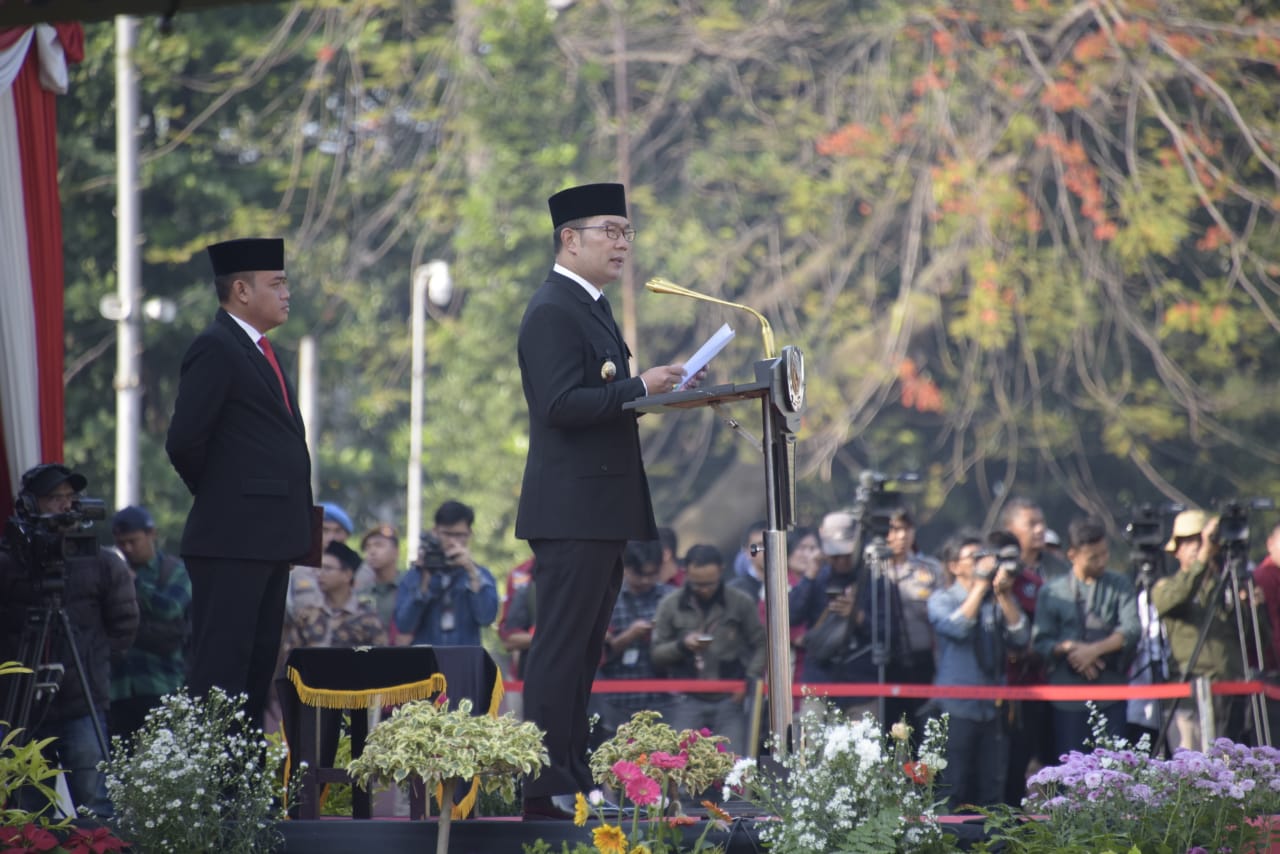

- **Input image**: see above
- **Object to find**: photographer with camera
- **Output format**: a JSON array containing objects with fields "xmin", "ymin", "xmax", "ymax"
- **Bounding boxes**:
[
  {"xmin": 394, "ymin": 500, "xmax": 498, "ymax": 646},
  {"xmin": 1151, "ymin": 510, "xmax": 1255, "ymax": 749},
  {"xmin": 1033, "ymin": 515, "xmax": 1140, "ymax": 755},
  {"xmin": 0, "ymin": 464, "xmax": 138, "ymax": 817},
  {"xmin": 789, "ymin": 511, "xmax": 880, "ymax": 719},
  {"xmin": 928, "ymin": 531, "xmax": 1028, "ymax": 811}
]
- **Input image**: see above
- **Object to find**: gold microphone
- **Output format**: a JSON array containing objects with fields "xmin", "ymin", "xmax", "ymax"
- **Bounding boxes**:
[{"xmin": 645, "ymin": 277, "xmax": 776, "ymax": 358}]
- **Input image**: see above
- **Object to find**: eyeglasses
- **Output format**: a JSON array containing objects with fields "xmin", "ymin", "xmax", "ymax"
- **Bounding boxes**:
[{"xmin": 575, "ymin": 224, "xmax": 637, "ymax": 243}]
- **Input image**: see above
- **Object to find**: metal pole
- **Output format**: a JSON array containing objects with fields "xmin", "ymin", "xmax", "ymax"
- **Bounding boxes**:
[
  {"xmin": 113, "ymin": 15, "xmax": 142, "ymax": 507},
  {"xmin": 298, "ymin": 336, "xmax": 317, "ymax": 498},
  {"xmin": 761, "ymin": 396, "xmax": 794, "ymax": 753},
  {"xmin": 407, "ymin": 269, "xmax": 427, "ymax": 555}
]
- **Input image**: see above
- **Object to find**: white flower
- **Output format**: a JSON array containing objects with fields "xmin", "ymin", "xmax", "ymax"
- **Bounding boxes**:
[{"xmin": 588, "ymin": 789, "xmax": 604, "ymax": 805}]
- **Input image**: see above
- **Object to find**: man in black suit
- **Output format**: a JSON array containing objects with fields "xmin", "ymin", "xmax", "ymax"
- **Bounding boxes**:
[
  {"xmin": 166, "ymin": 238, "xmax": 317, "ymax": 729},
  {"xmin": 516, "ymin": 183, "xmax": 692, "ymax": 820}
]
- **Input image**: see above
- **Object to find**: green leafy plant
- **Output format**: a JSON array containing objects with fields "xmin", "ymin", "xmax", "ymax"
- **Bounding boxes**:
[
  {"xmin": 738, "ymin": 703, "xmax": 951, "ymax": 854},
  {"xmin": 1, "ymin": 661, "xmax": 129, "ymax": 853},
  {"xmin": 346, "ymin": 696, "xmax": 547, "ymax": 853},
  {"xmin": 104, "ymin": 687, "xmax": 291, "ymax": 853}
]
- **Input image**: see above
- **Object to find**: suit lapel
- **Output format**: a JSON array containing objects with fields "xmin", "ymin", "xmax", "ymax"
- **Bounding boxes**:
[
  {"xmin": 216, "ymin": 310, "xmax": 304, "ymax": 436},
  {"xmin": 548, "ymin": 271, "xmax": 628, "ymax": 359}
]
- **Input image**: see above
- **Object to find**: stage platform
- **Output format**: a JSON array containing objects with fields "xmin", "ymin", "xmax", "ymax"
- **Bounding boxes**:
[{"xmin": 277, "ymin": 813, "xmax": 991, "ymax": 852}]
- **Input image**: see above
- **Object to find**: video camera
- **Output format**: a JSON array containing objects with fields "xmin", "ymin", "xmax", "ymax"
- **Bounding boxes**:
[
  {"xmin": 1124, "ymin": 503, "xmax": 1171, "ymax": 586},
  {"xmin": 2, "ymin": 497, "xmax": 106, "ymax": 595},
  {"xmin": 1212, "ymin": 498, "xmax": 1276, "ymax": 552},
  {"xmin": 849, "ymin": 470, "xmax": 918, "ymax": 564},
  {"xmin": 417, "ymin": 531, "xmax": 451, "ymax": 573},
  {"xmin": 851, "ymin": 471, "xmax": 914, "ymax": 541}
]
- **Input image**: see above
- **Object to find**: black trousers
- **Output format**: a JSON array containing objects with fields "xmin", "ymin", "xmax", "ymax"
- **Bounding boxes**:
[
  {"xmin": 184, "ymin": 557, "xmax": 289, "ymax": 731},
  {"xmin": 521, "ymin": 538, "xmax": 624, "ymax": 798}
]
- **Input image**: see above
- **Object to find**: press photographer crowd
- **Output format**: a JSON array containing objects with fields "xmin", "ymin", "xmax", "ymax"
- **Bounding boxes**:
[{"xmin": 3, "ymin": 458, "xmax": 1279, "ymax": 818}]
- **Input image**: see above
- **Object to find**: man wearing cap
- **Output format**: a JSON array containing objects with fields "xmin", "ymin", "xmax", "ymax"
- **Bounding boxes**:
[
  {"xmin": 1152, "ymin": 510, "xmax": 1253, "ymax": 749},
  {"xmin": 0, "ymin": 464, "xmax": 138, "ymax": 816},
  {"xmin": 109, "ymin": 505, "xmax": 192, "ymax": 742},
  {"xmin": 166, "ymin": 238, "xmax": 318, "ymax": 730},
  {"xmin": 515, "ymin": 182, "xmax": 694, "ymax": 820},
  {"xmin": 788, "ymin": 511, "xmax": 880, "ymax": 718}
]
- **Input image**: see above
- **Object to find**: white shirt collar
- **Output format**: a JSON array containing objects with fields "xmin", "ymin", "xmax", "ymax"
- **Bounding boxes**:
[
  {"xmin": 553, "ymin": 263, "xmax": 603, "ymax": 302},
  {"xmin": 226, "ymin": 310, "xmax": 267, "ymax": 350}
]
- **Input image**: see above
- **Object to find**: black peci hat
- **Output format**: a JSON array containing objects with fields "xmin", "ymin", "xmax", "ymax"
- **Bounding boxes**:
[
  {"xmin": 206, "ymin": 238, "xmax": 285, "ymax": 276},
  {"xmin": 547, "ymin": 183, "xmax": 628, "ymax": 229}
]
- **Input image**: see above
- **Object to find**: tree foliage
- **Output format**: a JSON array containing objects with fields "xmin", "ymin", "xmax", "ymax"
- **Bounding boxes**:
[{"xmin": 56, "ymin": 0, "xmax": 1280, "ymax": 569}]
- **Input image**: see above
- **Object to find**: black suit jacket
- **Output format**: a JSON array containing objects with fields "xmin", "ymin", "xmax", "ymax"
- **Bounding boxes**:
[
  {"xmin": 515, "ymin": 270, "xmax": 657, "ymax": 542},
  {"xmin": 166, "ymin": 309, "xmax": 315, "ymax": 562}
]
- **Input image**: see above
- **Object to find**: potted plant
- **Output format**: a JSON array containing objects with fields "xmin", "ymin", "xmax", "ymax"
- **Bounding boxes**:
[
  {"xmin": 735, "ymin": 703, "xmax": 952, "ymax": 853},
  {"xmin": 104, "ymin": 686, "xmax": 291, "ymax": 853},
  {"xmin": 345, "ymin": 696, "xmax": 547, "ymax": 854},
  {"xmin": 1, "ymin": 661, "xmax": 128, "ymax": 854}
]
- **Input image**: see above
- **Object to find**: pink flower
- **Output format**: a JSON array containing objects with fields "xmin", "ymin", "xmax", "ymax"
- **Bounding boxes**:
[
  {"xmin": 612, "ymin": 759, "xmax": 645, "ymax": 784},
  {"xmin": 649, "ymin": 751, "xmax": 688, "ymax": 769},
  {"xmin": 625, "ymin": 773, "xmax": 662, "ymax": 806}
]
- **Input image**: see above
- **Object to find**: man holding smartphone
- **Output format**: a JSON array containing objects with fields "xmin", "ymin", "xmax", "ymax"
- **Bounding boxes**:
[{"xmin": 651, "ymin": 545, "xmax": 765, "ymax": 755}]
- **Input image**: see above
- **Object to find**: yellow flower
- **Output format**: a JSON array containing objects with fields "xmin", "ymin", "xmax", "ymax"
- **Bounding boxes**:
[
  {"xmin": 632, "ymin": 847, "xmax": 651, "ymax": 854},
  {"xmin": 890, "ymin": 721, "xmax": 912, "ymax": 742},
  {"xmin": 574, "ymin": 791, "xmax": 589, "ymax": 827},
  {"xmin": 592, "ymin": 823, "xmax": 628, "ymax": 854}
]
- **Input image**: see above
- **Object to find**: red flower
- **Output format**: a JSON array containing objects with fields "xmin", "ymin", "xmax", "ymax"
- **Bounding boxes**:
[
  {"xmin": 903, "ymin": 761, "xmax": 931, "ymax": 785},
  {"xmin": 1, "ymin": 824, "xmax": 61, "ymax": 853},
  {"xmin": 667, "ymin": 815, "xmax": 698, "ymax": 827},
  {"xmin": 64, "ymin": 826, "xmax": 129, "ymax": 853}
]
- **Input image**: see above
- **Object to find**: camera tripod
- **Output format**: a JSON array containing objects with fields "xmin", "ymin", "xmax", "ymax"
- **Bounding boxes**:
[
  {"xmin": 1154, "ymin": 548, "xmax": 1270, "ymax": 755},
  {"xmin": 1129, "ymin": 555, "xmax": 1170, "ymax": 752},
  {"xmin": 2, "ymin": 589, "xmax": 109, "ymax": 761},
  {"xmin": 863, "ymin": 538, "xmax": 895, "ymax": 724}
]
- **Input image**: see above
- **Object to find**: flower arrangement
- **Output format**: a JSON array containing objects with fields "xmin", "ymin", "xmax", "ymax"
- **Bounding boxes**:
[
  {"xmin": 588, "ymin": 711, "xmax": 736, "ymax": 799},
  {"xmin": 738, "ymin": 704, "xmax": 951, "ymax": 854},
  {"xmin": 523, "ymin": 710, "xmax": 737, "ymax": 854},
  {"xmin": 982, "ymin": 732, "xmax": 1280, "ymax": 853},
  {"xmin": 103, "ymin": 687, "xmax": 290, "ymax": 853}
]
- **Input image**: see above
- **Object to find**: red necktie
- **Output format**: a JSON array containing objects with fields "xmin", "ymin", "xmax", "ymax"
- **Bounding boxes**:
[{"xmin": 259, "ymin": 336, "xmax": 293, "ymax": 414}]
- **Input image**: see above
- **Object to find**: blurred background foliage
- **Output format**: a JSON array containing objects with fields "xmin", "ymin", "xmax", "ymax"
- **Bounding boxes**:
[{"xmin": 55, "ymin": 0, "xmax": 1280, "ymax": 572}]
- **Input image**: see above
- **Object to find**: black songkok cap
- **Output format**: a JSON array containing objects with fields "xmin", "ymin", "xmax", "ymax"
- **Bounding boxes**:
[
  {"xmin": 547, "ymin": 183, "xmax": 628, "ymax": 229},
  {"xmin": 206, "ymin": 238, "xmax": 285, "ymax": 276}
]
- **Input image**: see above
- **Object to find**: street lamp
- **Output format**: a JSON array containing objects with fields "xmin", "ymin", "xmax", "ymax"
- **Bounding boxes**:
[
  {"xmin": 406, "ymin": 260, "xmax": 452, "ymax": 554},
  {"xmin": 99, "ymin": 293, "xmax": 176, "ymax": 508}
]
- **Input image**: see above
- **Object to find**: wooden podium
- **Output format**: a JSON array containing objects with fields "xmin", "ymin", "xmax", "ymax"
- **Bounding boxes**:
[{"xmin": 626, "ymin": 347, "xmax": 804, "ymax": 754}]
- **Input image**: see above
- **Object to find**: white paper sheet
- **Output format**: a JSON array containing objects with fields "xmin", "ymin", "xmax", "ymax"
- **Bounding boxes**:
[{"xmin": 680, "ymin": 322, "xmax": 735, "ymax": 388}]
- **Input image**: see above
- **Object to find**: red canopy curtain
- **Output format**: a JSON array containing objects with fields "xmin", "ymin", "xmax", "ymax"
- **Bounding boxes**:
[{"xmin": 0, "ymin": 22, "xmax": 82, "ymax": 521}]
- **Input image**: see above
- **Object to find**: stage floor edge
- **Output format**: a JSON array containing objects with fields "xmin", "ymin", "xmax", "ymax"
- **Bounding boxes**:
[{"xmin": 277, "ymin": 814, "xmax": 991, "ymax": 853}]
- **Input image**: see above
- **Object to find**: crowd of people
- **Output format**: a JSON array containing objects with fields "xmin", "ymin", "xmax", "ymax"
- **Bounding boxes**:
[{"xmin": 5, "ymin": 470, "xmax": 1280, "ymax": 817}]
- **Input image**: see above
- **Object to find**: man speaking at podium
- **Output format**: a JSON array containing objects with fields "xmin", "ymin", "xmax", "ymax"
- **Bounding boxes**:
[{"xmin": 516, "ymin": 183, "xmax": 692, "ymax": 820}]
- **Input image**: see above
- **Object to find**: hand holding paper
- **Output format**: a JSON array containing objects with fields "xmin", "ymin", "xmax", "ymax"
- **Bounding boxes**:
[{"xmin": 680, "ymin": 323, "xmax": 735, "ymax": 388}]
